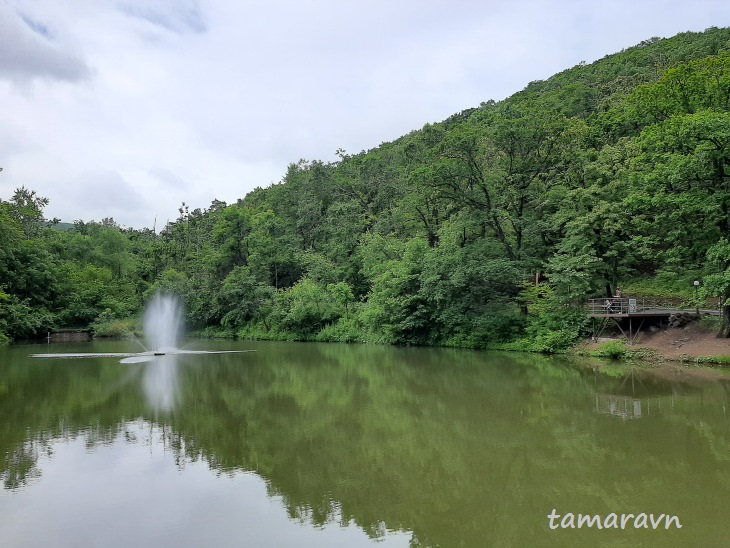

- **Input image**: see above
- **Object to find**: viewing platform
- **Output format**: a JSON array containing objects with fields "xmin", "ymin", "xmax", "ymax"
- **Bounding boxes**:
[
  {"xmin": 586, "ymin": 297, "xmax": 721, "ymax": 343},
  {"xmin": 586, "ymin": 298, "xmax": 721, "ymax": 319}
]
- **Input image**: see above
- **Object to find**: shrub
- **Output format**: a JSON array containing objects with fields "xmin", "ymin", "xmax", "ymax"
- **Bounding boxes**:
[
  {"xmin": 90, "ymin": 310, "xmax": 137, "ymax": 338},
  {"xmin": 316, "ymin": 317, "xmax": 365, "ymax": 343},
  {"xmin": 595, "ymin": 340, "xmax": 627, "ymax": 359}
]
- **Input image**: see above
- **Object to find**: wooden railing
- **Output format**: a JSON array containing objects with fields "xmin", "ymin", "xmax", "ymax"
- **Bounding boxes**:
[
  {"xmin": 587, "ymin": 297, "xmax": 722, "ymax": 316},
  {"xmin": 587, "ymin": 298, "xmax": 636, "ymax": 315}
]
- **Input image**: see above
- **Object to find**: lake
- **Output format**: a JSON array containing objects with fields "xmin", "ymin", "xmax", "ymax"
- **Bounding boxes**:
[{"xmin": 1, "ymin": 339, "xmax": 729, "ymax": 547}]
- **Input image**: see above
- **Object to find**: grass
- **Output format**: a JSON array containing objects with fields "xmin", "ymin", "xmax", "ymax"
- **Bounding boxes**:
[{"xmin": 691, "ymin": 355, "xmax": 730, "ymax": 365}]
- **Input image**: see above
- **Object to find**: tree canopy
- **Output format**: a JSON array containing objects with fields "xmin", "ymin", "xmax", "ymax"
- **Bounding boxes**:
[{"xmin": 2, "ymin": 27, "xmax": 730, "ymax": 346}]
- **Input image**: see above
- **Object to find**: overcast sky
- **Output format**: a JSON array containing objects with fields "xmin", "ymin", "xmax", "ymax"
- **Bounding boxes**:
[{"xmin": 1, "ymin": 1, "xmax": 729, "ymax": 230}]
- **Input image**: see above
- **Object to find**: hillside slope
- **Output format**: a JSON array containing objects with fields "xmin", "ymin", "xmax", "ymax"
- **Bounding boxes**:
[{"xmin": 3, "ymin": 27, "xmax": 730, "ymax": 349}]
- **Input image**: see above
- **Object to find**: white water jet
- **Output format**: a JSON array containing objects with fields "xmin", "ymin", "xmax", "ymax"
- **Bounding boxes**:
[
  {"xmin": 32, "ymin": 292, "xmax": 254, "ymax": 412},
  {"xmin": 143, "ymin": 293, "xmax": 183, "ymax": 353},
  {"xmin": 141, "ymin": 293, "xmax": 183, "ymax": 412}
]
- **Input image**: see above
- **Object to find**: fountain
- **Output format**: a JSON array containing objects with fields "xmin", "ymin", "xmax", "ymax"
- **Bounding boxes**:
[
  {"xmin": 32, "ymin": 293, "xmax": 254, "ymax": 411},
  {"xmin": 31, "ymin": 292, "xmax": 254, "ymax": 364},
  {"xmin": 144, "ymin": 292, "xmax": 182, "ymax": 353}
]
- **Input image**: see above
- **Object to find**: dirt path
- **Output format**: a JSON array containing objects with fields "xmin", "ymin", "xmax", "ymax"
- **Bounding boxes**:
[{"xmin": 589, "ymin": 324, "xmax": 730, "ymax": 360}]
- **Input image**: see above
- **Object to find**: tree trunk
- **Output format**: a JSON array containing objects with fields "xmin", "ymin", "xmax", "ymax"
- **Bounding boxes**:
[{"xmin": 718, "ymin": 304, "xmax": 730, "ymax": 338}]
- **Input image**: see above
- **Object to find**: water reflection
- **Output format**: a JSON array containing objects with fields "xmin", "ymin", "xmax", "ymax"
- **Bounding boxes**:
[
  {"xmin": 593, "ymin": 365, "xmax": 730, "ymax": 421},
  {"xmin": 142, "ymin": 355, "xmax": 180, "ymax": 413},
  {"xmin": 3, "ymin": 342, "xmax": 730, "ymax": 546},
  {"xmin": 595, "ymin": 394, "xmax": 643, "ymax": 419},
  {"xmin": 0, "ymin": 421, "xmax": 411, "ymax": 548}
]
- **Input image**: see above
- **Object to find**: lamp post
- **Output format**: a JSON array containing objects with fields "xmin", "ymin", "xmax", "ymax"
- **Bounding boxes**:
[{"xmin": 694, "ymin": 280, "xmax": 700, "ymax": 315}]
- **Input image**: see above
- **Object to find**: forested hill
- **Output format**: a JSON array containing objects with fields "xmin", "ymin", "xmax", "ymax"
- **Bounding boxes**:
[{"xmin": 2, "ymin": 27, "xmax": 730, "ymax": 348}]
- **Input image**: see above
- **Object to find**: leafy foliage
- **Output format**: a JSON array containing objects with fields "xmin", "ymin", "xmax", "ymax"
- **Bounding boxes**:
[{"xmin": 3, "ymin": 27, "xmax": 730, "ymax": 343}]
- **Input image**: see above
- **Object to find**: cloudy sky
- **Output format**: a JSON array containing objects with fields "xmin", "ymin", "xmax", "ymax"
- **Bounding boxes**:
[{"xmin": 1, "ymin": 1, "xmax": 729, "ymax": 230}]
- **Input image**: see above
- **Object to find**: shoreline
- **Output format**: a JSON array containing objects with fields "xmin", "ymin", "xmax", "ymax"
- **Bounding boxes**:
[
  {"xmin": 578, "ymin": 324, "xmax": 730, "ymax": 365},
  {"xmin": 14, "ymin": 321, "xmax": 730, "ymax": 366}
]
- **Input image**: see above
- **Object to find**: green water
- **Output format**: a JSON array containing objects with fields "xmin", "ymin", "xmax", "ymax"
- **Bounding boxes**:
[{"xmin": 1, "ymin": 340, "xmax": 729, "ymax": 547}]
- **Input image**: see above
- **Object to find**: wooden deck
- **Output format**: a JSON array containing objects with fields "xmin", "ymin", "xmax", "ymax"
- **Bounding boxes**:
[
  {"xmin": 586, "ymin": 298, "xmax": 720, "ymax": 318},
  {"xmin": 587, "ymin": 297, "xmax": 721, "ymax": 343}
]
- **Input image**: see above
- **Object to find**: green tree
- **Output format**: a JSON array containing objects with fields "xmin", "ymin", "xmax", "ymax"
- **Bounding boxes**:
[
  {"xmin": 703, "ymin": 238, "xmax": 730, "ymax": 337},
  {"xmin": 272, "ymin": 277, "xmax": 343, "ymax": 338},
  {"xmin": 6, "ymin": 186, "xmax": 55, "ymax": 239},
  {"xmin": 214, "ymin": 266, "xmax": 275, "ymax": 329}
]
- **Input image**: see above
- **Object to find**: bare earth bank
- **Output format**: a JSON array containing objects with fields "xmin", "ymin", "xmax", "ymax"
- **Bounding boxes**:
[{"xmin": 583, "ymin": 323, "xmax": 730, "ymax": 361}]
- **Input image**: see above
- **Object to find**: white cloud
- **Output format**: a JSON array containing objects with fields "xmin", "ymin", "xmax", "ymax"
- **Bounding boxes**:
[
  {"xmin": 118, "ymin": 0, "xmax": 207, "ymax": 35},
  {"xmin": 1, "ymin": 0, "xmax": 730, "ymax": 229},
  {"xmin": 59, "ymin": 170, "xmax": 147, "ymax": 223},
  {"xmin": 0, "ymin": 3, "xmax": 90, "ymax": 83}
]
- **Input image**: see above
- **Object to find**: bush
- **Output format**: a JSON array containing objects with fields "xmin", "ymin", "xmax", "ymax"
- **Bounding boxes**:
[
  {"xmin": 488, "ymin": 328, "xmax": 581, "ymax": 353},
  {"xmin": 237, "ymin": 322, "xmax": 298, "ymax": 341},
  {"xmin": 698, "ymin": 315, "xmax": 722, "ymax": 332},
  {"xmin": 532, "ymin": 329, "xmax": 582, "ymax": 353},
  {"xmin": 0, "ymin": 297, "xmax": 55, "ymax": 340},
  {"xmin": 443, "ymin": 311, "xmax": 526, "ymax": 349},
  {"xmin": 316, "ymin": 317, "xmax": 365, "ymax": 343},
  {"xmin": 595, "ymin": 340, "xmax": 627, "ymax": 359},
  {"xmin": 90, "ymin": 310, "xmax": 137, "ymax": 338},
  {"xmin": 195, "ymin": 326, "xmax": 237, "ymax": 339},
  {"xmin": 621, "ymin": 270, "xmax": 704, "ymax": 300},
  {"xmin": 272, "ymin": 277, "xmax": 344, "ymax": 338}
]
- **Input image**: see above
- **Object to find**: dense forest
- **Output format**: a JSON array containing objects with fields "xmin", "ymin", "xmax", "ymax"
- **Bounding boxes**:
[{"xmin": 2, "ymin": 27, "xmax": 730, "ymax": 348}]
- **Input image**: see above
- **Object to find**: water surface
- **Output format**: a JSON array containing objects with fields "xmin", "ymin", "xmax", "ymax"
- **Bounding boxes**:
[{"xmin": 1, "ymin": 340, "xmax": 729, "ymax": 547}]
